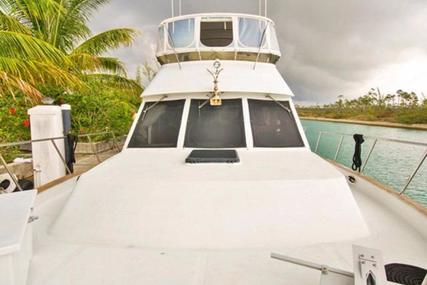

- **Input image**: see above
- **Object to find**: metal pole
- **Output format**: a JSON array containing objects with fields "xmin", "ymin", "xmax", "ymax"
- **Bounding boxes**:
[
  {"xmin": 0, "ymin": 153, "xmax": 23, "ymax": 191},
  {"xmin": 271, "ymin": 253, "xmax": 354, "ymax": 278},
  {"xmin": 333, "ymin": 135, "xmax": 344, "ymax": 161},
  {"xmin": 50, "ymin": 139, "xmax": 72, "ymax": 174},
  {"xmin": 179, "ymin": 0, "xmax": 182, "ymax": 16},
  {"xmin": 314, "ymin": 131, "xmax": 322, "ymax": 153},
  {"xmin": 111, "ymin": 132, "xmax": 121, "ymax": 152},
  {"xmin": 399, "ymin": 149, "xmax": 427, "ymax": 195},
  {"xmin": 264, "ymin": 0, "xmax": 268, "ymax": 17},
  {"xmin": 87, "ymin": 135, "xmax": 101, "ymax": 163},
  {"xmin": 361, "ymin": 139, "xmax": 377, "ymax": 173},
  {"xmin": 171, "ymin": 0, "xmax": 174, "ymax": 18}
]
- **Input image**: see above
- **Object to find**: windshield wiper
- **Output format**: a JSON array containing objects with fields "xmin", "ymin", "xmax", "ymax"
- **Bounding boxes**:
[
  {"xmin": 140, "ymin": 95, "xmax": 168, "ymax": 121},
  {"xmin": 266, "ymin": 94, "xmax": 292, "ymax": 115},
  {"xmin": 198, "ymin": 93, "xmax": 216, "ymax": 110}
]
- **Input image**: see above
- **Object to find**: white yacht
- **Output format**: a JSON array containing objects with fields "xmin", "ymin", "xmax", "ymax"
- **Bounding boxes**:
[{"xmin": 1, "ymin": 13, "xmax": 426, "ymax": 285}]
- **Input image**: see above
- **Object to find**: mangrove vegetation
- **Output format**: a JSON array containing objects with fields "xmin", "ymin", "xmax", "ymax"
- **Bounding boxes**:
[{"xmin": 297, "ymin": 89, "xmax": 427, "ymax": 125}]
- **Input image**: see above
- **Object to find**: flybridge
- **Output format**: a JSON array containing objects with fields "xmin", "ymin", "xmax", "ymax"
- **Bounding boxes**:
[{"xmin": 156, "ymin": 13, "xmax": 281, "ymax": 64}]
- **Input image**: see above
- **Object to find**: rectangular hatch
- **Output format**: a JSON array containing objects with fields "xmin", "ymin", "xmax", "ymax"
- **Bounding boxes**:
[{"xmin": 185, "ymin": 150, "xmax": 239, "ymax": 164}]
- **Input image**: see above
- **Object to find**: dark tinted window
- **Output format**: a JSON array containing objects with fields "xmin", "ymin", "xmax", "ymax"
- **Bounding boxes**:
[
  {"xmin": 200, "ymin": 21, "xmax": 233, "ymax": 47},
  {"xmin": 248, "ymin": 99, "xmax": 304, "ymax": 147},
  {"xmin": 185, "ymin": 99, "xmax": 246, "ymax": 148},
  {"xmin": 128, "ymin": 100, "xmax": 185, "ymax": 148}
]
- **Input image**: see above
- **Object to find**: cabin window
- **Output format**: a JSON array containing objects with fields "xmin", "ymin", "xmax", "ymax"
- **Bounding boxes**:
[
  {"xmin": 248, "ymin": 99, "xmax": 304, "ymax": 147},
  {"xmin": 238, "ymin": 18, "xmax": 267, "ymax": 48},
  {"xmin": 157, "ymin": 26, "xmax": 165, "ymax": 52},
  {"xmin": 200, "ymin": 20, "xmax": 233, "ymax": 47},
  {"xmin": 269, "ymin": 25, "xmax": 280, "ymax": 51},
  {"xmin": 167, "ymin": 19, "xmax": 195, "ymax": 48},
  {"xmin": 185, "ymin": 99, "xmax": 246, "ymax": 148},
  {"xmin": 128, "ymin": 100, "xmax": 185, "ymax": 148}
]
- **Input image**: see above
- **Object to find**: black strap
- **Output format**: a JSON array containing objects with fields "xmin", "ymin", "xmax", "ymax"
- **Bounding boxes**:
[
  {"xmin": 352, "ymin": 134, "xmax": 365, "ymax": 172},
  {"xmin": 66, "ymin": 134, "xmax": 78, "ymax": 173}
]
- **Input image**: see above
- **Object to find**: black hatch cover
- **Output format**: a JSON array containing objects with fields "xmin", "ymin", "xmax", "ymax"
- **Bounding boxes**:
[{"xmin": 185, "ymin": 150, "xmax": 239, "ymax": 164}]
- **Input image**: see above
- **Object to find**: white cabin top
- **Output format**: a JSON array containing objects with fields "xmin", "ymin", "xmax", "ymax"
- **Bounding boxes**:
[{"xmin": 156, "ymin": 13, "xmax": 281, "ymax": 64}]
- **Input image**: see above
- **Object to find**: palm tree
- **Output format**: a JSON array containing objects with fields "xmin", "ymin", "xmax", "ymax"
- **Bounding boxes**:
[{"xmin": 0, "ymin": 0, "xmax": 141, "ymax": 100}]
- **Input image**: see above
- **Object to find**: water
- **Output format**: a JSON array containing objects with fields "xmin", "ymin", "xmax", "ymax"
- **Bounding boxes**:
[{"xmin": 301, "ymin": 119, "xmax": 427, "ymax": 207}]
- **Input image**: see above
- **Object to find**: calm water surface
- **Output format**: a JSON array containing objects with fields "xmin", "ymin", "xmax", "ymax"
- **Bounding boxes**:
[{"xmin": 301, "ymin": 119, "xmax": 427, "ymax": 207}]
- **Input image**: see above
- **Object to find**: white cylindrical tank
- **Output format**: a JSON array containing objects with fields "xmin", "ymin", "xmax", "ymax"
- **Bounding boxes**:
[{"xmin": 28, "ymin": 106, "xmax": 66, "ymax": 187}]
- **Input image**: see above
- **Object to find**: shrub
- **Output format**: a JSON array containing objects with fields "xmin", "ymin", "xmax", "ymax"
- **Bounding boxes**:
[{"xmin": 54, "ymin": 82, "xmax": 141, "ymax": 137}]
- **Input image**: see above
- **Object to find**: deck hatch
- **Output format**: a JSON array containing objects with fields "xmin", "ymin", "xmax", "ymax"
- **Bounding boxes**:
[{"xmin": 185, "ymin": 149, "xmax": 239, "ymax": 163}]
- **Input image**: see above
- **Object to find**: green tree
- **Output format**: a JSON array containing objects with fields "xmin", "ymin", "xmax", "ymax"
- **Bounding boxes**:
[{"xmin": 0, "ymin": 0, "xmax": 142, "ymax": 100}]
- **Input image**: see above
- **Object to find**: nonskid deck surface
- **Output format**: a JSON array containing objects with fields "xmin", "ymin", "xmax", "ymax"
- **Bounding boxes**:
[
  {"xmin": 42, "ymin": 150, "xmax": 368, "ymax": 248},
  {"xmin": 27, "ymin": 154, "xmax": 427, "ymax": 285}
]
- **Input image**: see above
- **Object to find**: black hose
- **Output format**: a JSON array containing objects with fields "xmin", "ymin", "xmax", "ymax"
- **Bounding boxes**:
[{"xmin": 352, "ymin": 134, "xmax": 365, "ymax": 172}]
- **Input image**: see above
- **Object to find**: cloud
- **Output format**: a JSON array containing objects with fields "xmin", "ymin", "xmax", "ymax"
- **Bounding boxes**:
[{"xmin": 89, "ymin": 0, "xmax": 427, "ymax": 104}]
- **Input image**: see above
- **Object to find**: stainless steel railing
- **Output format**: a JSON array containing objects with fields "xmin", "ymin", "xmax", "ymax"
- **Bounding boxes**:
[
  {"xmin": 0, "ymin": 130, "xmax": 123, "ymax": 192},
  {"xmin": 311, "ymin": 130, "xmax": 427, "ymax": 198}
]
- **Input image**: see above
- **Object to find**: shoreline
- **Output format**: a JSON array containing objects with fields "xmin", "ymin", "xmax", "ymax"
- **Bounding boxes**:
[{"xmin": 300, "ymin": 117, "xmax": 427, "ymax": 131}]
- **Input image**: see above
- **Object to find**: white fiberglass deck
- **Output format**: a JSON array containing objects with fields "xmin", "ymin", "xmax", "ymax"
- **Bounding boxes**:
[
  {"xmin": 47, "ymin": 149, "xmax": 367, "ymax": 248},
  {"xmin": 28, "ymin": 155, "xmax": 427, "ymax": 285}
]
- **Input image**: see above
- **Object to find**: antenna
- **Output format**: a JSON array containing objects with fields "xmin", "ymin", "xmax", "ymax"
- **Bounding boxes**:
[
  {"xmin": 179, "ymin": 0, "xmax": 182, "ymax": 15},
  {"xmin": 258, "ymin": 0, "xmax": 268, "ymax": 17},
  {"xmin": 171, "ymin": 0, "xmax": 174, "ymax": 17},
  {"xmin": 264, "ymin": 0, "xmax": 268, "ymax": 17}
]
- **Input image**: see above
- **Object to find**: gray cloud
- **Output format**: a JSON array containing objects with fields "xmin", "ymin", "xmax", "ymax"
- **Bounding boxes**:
[{"xmin": 89, "ymin": 0, "xmax": 427, "ymax": 104}]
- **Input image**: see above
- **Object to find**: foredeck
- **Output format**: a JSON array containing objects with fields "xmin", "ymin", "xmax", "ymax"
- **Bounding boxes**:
[{"xmin": 27, "ymin": 158, "xmax": 427, "ymax": 285}]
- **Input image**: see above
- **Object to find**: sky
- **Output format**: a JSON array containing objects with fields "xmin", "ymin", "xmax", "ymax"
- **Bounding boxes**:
[{"xmin": 89, "ymin": 0, "xmax": 427, "ymax": 105}]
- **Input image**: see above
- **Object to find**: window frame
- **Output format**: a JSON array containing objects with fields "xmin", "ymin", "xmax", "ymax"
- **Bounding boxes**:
[
  {"xmin": 183, "ymin": 98, "xmax": 247, "ymax": 149},
  {"xmin": 126, "ymin": 96, "xmax": 306, "ymax": 150},
  {"xmin": 199, "ymin": 18, "xmax": 235, "ymax": 48},
  {"xmin": 237, "ymin": 17, "xmax": 269, "ymax": 49},
  {"xmin": 247, "ymin": 98, "xmax": 305, "ymax": 148},
  {"xmin": 166, "ymin": 18, "xmax": 196, "ymax": 49},
  {"xmin": 127, "ymin": 99, "xmax": 186, "ymax": 148}
]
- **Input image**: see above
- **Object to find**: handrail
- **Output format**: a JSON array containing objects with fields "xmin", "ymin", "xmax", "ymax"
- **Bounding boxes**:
[
  {"xmin": 308, "ymin": 129, "xmax": 427, "ymax": 147},
  {"xmin": 0, "ymin": 131, "xmax": 120, "ymax": 148},
  {"xmin": 310, "ymin": 129, "xmax": 427, "ymax": 205},
  {"xmin": 0, "ymin": 136, "xmax": 67, "ymax": 148},
  {"xmin": 0, "ymin": 130, "xmax": 123, "ymax": 193}
]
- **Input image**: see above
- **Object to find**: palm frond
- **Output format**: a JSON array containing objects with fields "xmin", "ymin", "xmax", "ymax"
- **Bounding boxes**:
[
  {"xmin": 0, "ymin": 71, "xmax": 42, "ymax": 100},
  {"xmin": 73, "ymin": 28, "xmax": 139, "ymax": 56},
  {"xmin": 0, "ymin": 31, "xmax": 70, "ymax": 65},
  {"xmin": 68, "ymin": 53, "xmax": 126, "ymax": 75},
  {"xmin": 1, "ymin": 0, "xmax": 63, "ymax": 40},
  {"xmin": 0, "ymin": 56, "xmax": 83, "ymax": 88},
  {"xmin": 0, "ymin": 10, "xmax": 32, "ymax": 33},
  {"xmin": 55, "ymin": 0, "xmax": 109, "ymax": 51},
  {"xmin": 84, "ymin": 73, "xmax": 143, "ymax": 95},
  {"xmin": 96, "ymin": 57, "xmax": 127, "ymax": 75},
  {"xmin": 65, "ymin": 0, "xmax": 110, "ymax": 21}
]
